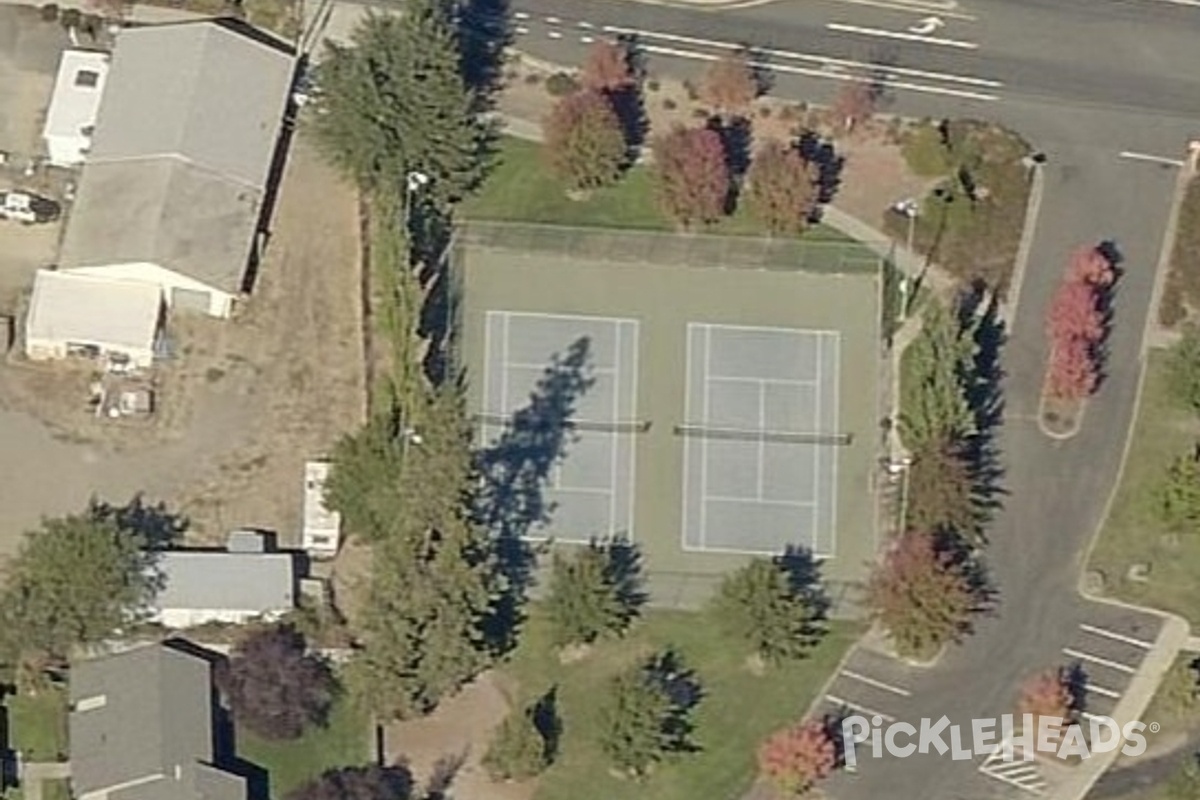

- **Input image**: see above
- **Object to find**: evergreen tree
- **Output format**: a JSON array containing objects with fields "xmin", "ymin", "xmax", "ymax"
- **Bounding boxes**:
[
  {"xmin": 712, "ymin": 558, "xmax": 822, "ymax": 664},
  {"xmin": 899, "ymin": 300, "xmax": 978, "ymax": 450},
  {"xmin": 545, "ymin": 539, "xmax": 643, "ymax": 647},
  {"xmin": 313, "ymin": 4, "xmax": 489, "ymax": 203}
]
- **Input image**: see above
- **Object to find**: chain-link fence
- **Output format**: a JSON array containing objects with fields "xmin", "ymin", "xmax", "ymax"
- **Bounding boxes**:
[{"xmin": 458, "ymin": 221, "xmax": 882, "ymax": 274}]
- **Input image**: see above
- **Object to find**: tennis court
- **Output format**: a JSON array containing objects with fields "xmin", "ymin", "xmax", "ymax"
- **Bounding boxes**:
[
  {"xmin": 479, "ymin": 310, "xmax": 640, "ymax": 543},
  {"xmin": 681, "ymin": 323, "xmax": 842, "ymax": 556}
]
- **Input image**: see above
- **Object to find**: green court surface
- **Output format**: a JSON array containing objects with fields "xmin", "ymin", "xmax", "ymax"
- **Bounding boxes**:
[{"xmin": 456, "ymin": 222, "xmax": 883, "ymax": 608}]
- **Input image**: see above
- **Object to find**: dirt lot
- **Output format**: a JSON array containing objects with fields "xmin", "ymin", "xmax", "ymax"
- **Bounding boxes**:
[{"xmin": 0, "ymin": 135, "xmax": 365, "ymax": 549}]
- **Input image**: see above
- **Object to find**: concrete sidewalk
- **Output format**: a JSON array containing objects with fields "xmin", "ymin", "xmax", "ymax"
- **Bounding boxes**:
[{"xmin": 17, "ymin": 761, "xmax": 71, "ymax": 800}]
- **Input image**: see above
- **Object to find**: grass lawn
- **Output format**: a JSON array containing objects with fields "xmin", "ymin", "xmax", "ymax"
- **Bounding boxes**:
[
  {"xmin": 237, "ymin": 694, "xmax": 371, "ymax": 799},
  {"xmin": 500, "ymin": 608, "xmax": 861, "ymax": 800},
  {"xmin": 461, "ymin": 137, "xmax": 852, "ymax": 241},
  {"xmin": 5, "ymin": 688, "xmax": 68, "ymax": 762},
  {"xmin": 1087, "ymin": 350, "xmax": 1200, "ymax": 624}
]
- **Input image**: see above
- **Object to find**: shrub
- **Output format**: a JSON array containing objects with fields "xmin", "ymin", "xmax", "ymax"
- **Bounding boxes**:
[
  {"xmin": 545, "ymin": 71, "xmax": 580, "ymax": 97},
  {"xmin": 483, "ymin": 695, "xmax": 557, "ymax": 780},
  {"xmin": 39, "ymin": 3, "xmax": 58, "ymax": 22},
  {"xmin": 59, "ymin": 7, "xmax": 80, "ymax": 29},
  {"xmin": 523, "ymin": 72, "xmax": 542, "ymax": 85},
  {"xmin": 662, "ymin": 98, "xmax": 677, "ymax": 111},
  {"xmin": 647, "ymin": 79, "xmax": 661, "ymax": 92}
]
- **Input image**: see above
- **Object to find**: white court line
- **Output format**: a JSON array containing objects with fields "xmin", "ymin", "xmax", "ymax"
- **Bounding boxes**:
[
  {"xmin": 826, "ymin": 694, "xmax": 896, "ymax": 722},
  {"xmin": 1079, "ymin": 624, "xmax": 1155, "ymax": 650},
  {"xmin": 841, "ymin": 670, "xmax": 912, "ymax": 697},
  {"xmin": 500, "ymin": 312, "xmax": 512, "ymax": 424},
  {"xmin": 681, "ymin": 325, "xmax": 695, "ymax": 552},
  {"xmin": 707, "ymin": 495, "xmax": 816, "ymax": 507},
  {"xmin": 1085, "ymin": 683, "xmax": 1122, "ymax": 699},
  {"xmin": 1118, "ymin": 150, "xmax": 1184, "ymax": 167},
  {"xmin": 825, "ymin": 21, "xmax": 979, "ymax": 49},
  {"xmin": 625, "ymin": 320, "xmax": 640, "ymax": 537},
  {"xmin": 756, "ymin": 381, "xmax": 766, "ymax": 499},
  {"xmin": 554, "ymin": 484, "xmax": 615, "ymax": 496},
  {"xmin": 607, "ymin": 320, "xmax": 621, "ymax": 535},
  {"xmin": 638, "ymin": 44, "xmax": 998, "ymax": 101},
  {"xmin": 599, "ymin": 25, "xmax": 997, "ymax": 87},
  {"xmin": 506, "ymin": 360, "xmax": 617, "ymax": 374},
  {"xmin": 708, "ymin": 374, "xmax": 819, "ymax": 387},
  {"xmin": 701, "ymin": 324, "xmax": 713, "ymax": 550},
  {"xmin": 811, "ymin": 329, "xmax": 823, "ymax": 551},
  {"xmin": 1062, "ymin": 647, "xmax": 1137, "ymax": 674},
  {"xmin": 827, "ymin": 331, "xmax": 841, "ymax": 557}
]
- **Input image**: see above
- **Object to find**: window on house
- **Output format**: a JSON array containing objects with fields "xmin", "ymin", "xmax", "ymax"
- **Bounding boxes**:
[{"xmin": 74, "ymin": 70, "xmax": 99, "ymax": 88}]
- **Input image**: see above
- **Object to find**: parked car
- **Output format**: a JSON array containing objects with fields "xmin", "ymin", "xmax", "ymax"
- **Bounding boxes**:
[{"xmin": 0, "ymin": 191, "xmax": 60, "ymax": 224}]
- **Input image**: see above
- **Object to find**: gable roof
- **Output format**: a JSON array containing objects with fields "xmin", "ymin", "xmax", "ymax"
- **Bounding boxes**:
[
  {"xmin": 58, "ymin": 20, "xmax": 294, "ymax": 293},
  {"xmin": 153, "ymin": 550, "xmax": 295, "ymax": 615},
  {"xmin": 69, "ymin": 642, "xmax": 247, "ymax": 800}
]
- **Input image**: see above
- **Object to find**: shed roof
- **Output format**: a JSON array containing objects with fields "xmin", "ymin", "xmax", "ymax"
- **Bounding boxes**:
[
  {"xmin": 154, "ymin": 550, "xmax": 295, "ymax": 614},
  {"xmin": 25, "ymin": 269, "xmax": 161, "ymax": 353},
  {"xmin": 42, "ymin": 49, "xmax": 110, "ymax": 144},
  {"xmin": 69, "ymin": 642, "xmax": 247, "ymax": 800}
]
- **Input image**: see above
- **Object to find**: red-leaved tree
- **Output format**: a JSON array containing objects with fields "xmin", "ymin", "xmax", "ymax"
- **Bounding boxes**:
[
  {"xmin": 542, "ymin": 90, "xmax": 627, "ymax": 191},
  {"xmin": 1044, "ymin": 245, "xmax": 1113, "ymax": 401},
  {"xmin": 1018, "ymin": 668, "xmax": 1076, "ymax": 742},
  {"xmin": 745, "ymin": 142, "xmax": 819, "ymax": 235},
  {"xmin": 831, "ymin": 81, "xmax": 877, "ymax": 135},
  {"xmin": 866, "ymin": 531, "xmax": 978, "ymax": 659},
  {"xmin": 701, "ymin": 52, "xmax": 759, "ymax": 117},
  {"xmin": 758, "ymin": 721, "xmax": 838, "ymax": 796},
  {"xmin": 581, "ymin": 40, "xmax": 634, "ymax": 93},
  {"xmin": 651, "ymin": 125, "xmax": 730, "ymax": 229}
]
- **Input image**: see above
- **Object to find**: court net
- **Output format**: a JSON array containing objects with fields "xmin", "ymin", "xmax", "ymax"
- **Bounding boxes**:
[
  {"xmin": 673, "ymin": 424, "xmax": 852, "ymax": 446},
  {"xmin": 473, "ymin": 412, "xmax": 652, "ymax": 434}
]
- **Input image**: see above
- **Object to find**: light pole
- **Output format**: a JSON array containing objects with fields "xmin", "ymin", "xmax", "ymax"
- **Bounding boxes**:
[
  {"xmin": 402, "ymin": 170, "xmax": 431, "ymax": 233},
  {"xmin": 887, "ymin": 455, "xmax": 914, "ymax": 534},
  {"xmin": 891, "ymin": 198, "xmax": 919, "ymax": 321}
]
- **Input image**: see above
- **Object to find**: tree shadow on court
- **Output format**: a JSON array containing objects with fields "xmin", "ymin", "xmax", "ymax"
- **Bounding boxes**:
[
  {"xmin": 601, "ymin": 536, "xmax": 649, "ymax": 624},
  {"xmin": 475, "ymin": 336, "xmax": 597, "ymax": 651},
  {"xmin": 777, "ymin": 545, "xmax": 832, "ymax": 625}
]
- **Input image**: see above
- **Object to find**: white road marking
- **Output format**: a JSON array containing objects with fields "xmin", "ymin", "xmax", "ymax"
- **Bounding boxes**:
[
  {"xmin": 577, "ymin": 20, "xmax": 594, "ymax": 29},
  {"xmin": 1080, "ymin": 710, "xmax": 1107, "ymax": 722},
  {"xmin": 826, "ymin": 21, "xmax": 979, "ymax": 49},
  {"xmin": 840, "ymin": 670, "xmax": 912, "ymax": 697},
  {"xmin": 908, "ymin": 15, "xmax": 944, "ymax": 34},
  {"xmin": 547, "ymin": 30, "xmax": 562, "ymax": 39},
  {"xmin": 1155, "ymin": 0, "xmax": 1200, "ymax": 6},
  {"xmin": 814, "ymin": 0, "xmax": 976, "ymax": 21},
  {"xmin": 825, "ymin": 694, "xmax": 896, "ymax": 722},
  {"xmin": 601, "ymin": 24, "xmax": 1000, "ymax": 87},
  {"xmin": 638, "ymin": 43, "xmax": 999, "ymax": 101},
  {"xmin": 1062, "ymin": 647, "xmax": 1137, "ymax": 674},
  {"xmin": 979, "ymin": 743, "xmax": 1047, "ymax": 795},
  {"xmin": 1118, "ymin": 151, "xmax": 1185, "ymax": 168},
  {"xmin": 1085, "ymin": 682, "xmax": 1122, "ymax": 699},
  {"xmin": 1079, "ymin": 623, "xmax": 1156, "ymax": 649}
]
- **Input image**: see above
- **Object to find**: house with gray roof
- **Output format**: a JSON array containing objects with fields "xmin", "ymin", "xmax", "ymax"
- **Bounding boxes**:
[
  {"xmin": 69, "ymin": 641, "xmax": 246, "ymax": 800},
  {"xmin": 149, "ymin": 530, "xmax": 296, "ymax": 630},
  {"xmin": 55, "ymin": 19, "xmax": 295, "ymax": 319}
]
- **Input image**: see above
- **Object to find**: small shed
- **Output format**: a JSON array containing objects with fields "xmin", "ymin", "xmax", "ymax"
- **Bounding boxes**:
[
  {"xmin": 302, "ymin": 461, "xmax": 341, "ymax": 559},
  {"xmin": 24, "ymin": 270, "xmax": 163, "ymax": 369},
  {"xmin": 42, "ymin": 49, "xmax": 110, "ymax": 167}
]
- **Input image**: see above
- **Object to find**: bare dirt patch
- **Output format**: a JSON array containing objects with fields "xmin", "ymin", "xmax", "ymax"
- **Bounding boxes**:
[{"xmin": 384, "ymin": 671, "xmax": 535, "ymax": 800}]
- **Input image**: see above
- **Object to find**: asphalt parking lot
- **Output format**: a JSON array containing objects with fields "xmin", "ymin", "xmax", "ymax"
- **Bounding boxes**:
[{"xmin": 817, "ymin": 603, "xmax": 1167, "ymax": 799}]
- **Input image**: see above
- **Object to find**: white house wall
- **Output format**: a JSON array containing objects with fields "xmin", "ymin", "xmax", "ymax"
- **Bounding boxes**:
[
  {"xmin": 63, "ymin": 262, "xmax": 234, "ymax": 318},
  {"xmin": 153, "ymin": 607, "xmax": 286, "ymax": 629}
]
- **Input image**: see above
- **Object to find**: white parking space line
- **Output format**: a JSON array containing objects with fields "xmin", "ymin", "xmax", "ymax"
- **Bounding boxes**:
[
  {"xmin": 577, "ymin": 20, "xmax": 594, "ymax": 29},
  {"xmin": 1079, "ymin": 623, "xmax": 1155, "ymax": 649},
  {"xmin": 581, "ymin": 35, "xmax": 595, "ymax": 43},
  {"xmin": 638, "ymin": 44, "xmax": 998, "ymax": 101},
  {"xmin": 840, "ymin": 670, "xmax": 912, "ymax": 697},
  {"xmin": 598, "ymin": 25, "xmax": 1001, "ymax": 88},
  {"xmin": 515, "ymin": 25, "xmax": 529, "ymax": 34},
  {"xmin": 826, "ymin": 22, "xmax": 978, "ymax": 49},
  {"xmin": 1085, "ymin": 682, "xmax": 1122, "ymax": 699},
  {"xmin": 1118, "ymin": 151, "xmax": 1185, "ymax": 168},
  {"xmin": 826, "ymin": 694, "xmax": 896, "ymax": 722},
  {"xmin": 545, "ymin": 15, "xmax": 561, "ymax": 24},
  {"xmin": 548, "ymin": 30, "xmax": 562, "ymax": 39},
  {"xmin": 1063, "ymin": 647, "xmax": 1137, "ymax": 674},
  {"xmin": 514, "ymin": 10, "xmax": 529, "ymax": 19},
  {"xmin": 979, "ymin": 745, "xmax": 1047, "ymax": 795}
]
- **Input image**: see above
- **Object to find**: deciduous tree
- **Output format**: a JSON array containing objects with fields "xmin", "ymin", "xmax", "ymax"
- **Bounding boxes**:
[
  {"xmin": 580, "ymin": 39, "xmax": 634, "ymax": 93},
  {"xmin": 542, "ymin": 90, "xmax": 627, "ymax": 191},
  {"xmin": 906, "ymin": 437, "xmax": 981, "ymax": 542},
  {"xmin": 218, "ymin": 624, "xmax": 336, "ymax": 741},
  {"xmin": 831, "ymin": 81, "xmax": 877, "ymax": 134},
  {"xmin": 0, "ymin": 505, "xmax": 157, "ymax": 664},
  {"xmin": 758, "ymin": 721, "xmax": 838, "ymax": 796},
  {"xmin": 866, "ymin": 532, "xmax": 978, "ymax": 659},
  {"xmin": 312, "ymin": 7, "xmax": 489, "ymax": 204},
  {"xmin": 286, "ymin": 766, "xmax": 413, "ymax": 800},
  {"xmin": 652, "ymin": 125, "xmax": 729, "ymax": 229},
  {"xmin": 1018, "ymin": 669, "xmax": 1075, "ymax": 733},
  {"xmin": 1068, "ymin": 245, "xmax": 1116, "ymax": 287},
  {"xmin": 744, "ymin": 142, "xmax": 819, "ymax": 235},
  {"xmin": 546, "ymin": 538, "xmax": 643, "ymax": 647},
  {"xmin": 1045, "ymin": 335, "xmax": 1098, "ymax": 400},
  {"xmin": 712, "ymin": 558, "xmax": 823, "ymax": 664},
  {"xmin": 1044, "ymin": 246, "xmax": 1112, "ymax": 401},
  {"xmin": 700, "ymin": 51, "xmax": 758, "ymax": 116}
]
